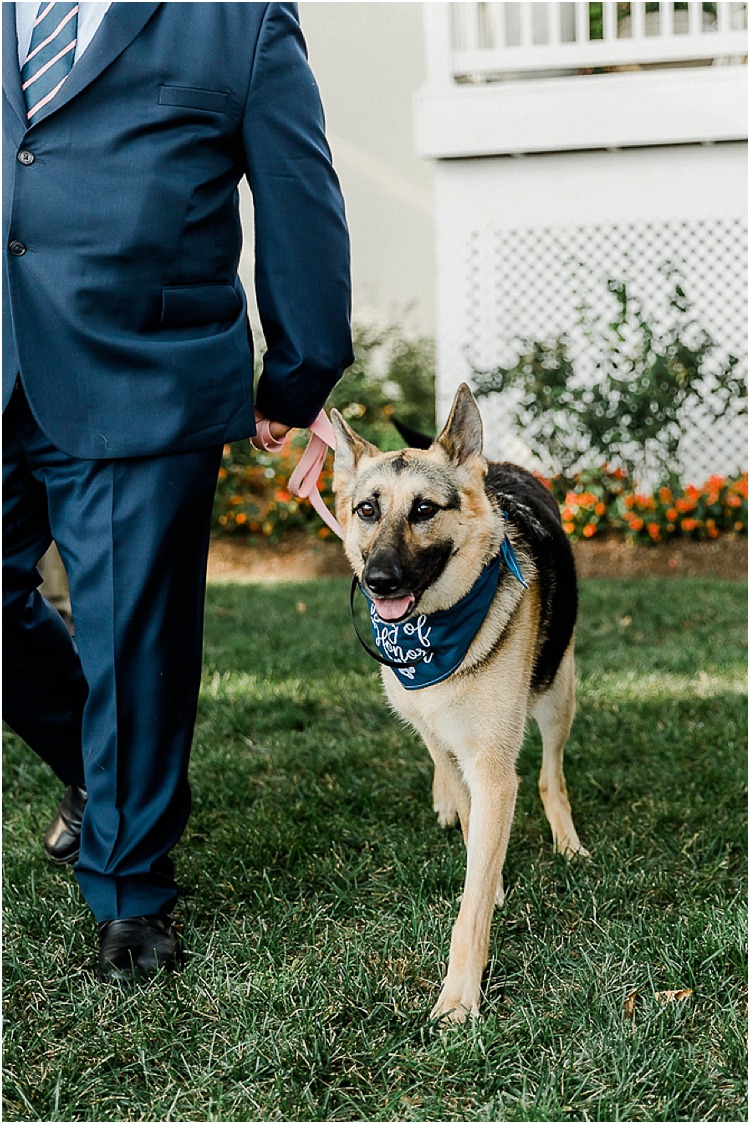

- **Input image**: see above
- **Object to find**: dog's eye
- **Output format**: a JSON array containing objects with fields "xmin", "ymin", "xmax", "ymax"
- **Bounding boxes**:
[
  {"xmin": 412, "ymin": 500, "xmax": 439, "ymax": 522},
  {"xmin": 355, "ymin": 499, "xmax": 379, "ymax": 522}
]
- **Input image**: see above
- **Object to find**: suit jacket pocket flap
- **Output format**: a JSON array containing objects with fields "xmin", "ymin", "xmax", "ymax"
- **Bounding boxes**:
[
  {"xmin": 158, "ymin": 85, "xmax": 229, "ymax": 113},
  {"xmin": 161, "ymin": 284, "xmax": 241, "ymax": 328}
]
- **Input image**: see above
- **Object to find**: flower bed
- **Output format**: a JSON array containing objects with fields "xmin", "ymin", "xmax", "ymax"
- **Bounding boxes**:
[
  {"xmin": 214, "ymin": 443, "xmax": 746, "ymax": 549},
  {"xmin": 213, "ymin": 433, "xmax": 337, "ymax": 543},
  {"xmin": 548, "ymin": 468, "xmax": 747, "ymax": 545}
]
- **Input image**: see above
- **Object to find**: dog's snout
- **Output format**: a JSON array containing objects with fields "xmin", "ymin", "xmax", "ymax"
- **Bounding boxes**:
[{"xmin": 364, "ymin": 548, "xmax": 404, "ymax": 596}]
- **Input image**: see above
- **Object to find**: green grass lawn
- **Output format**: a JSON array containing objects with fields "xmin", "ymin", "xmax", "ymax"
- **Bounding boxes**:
[{"xmin": 3, "ymin": 577, "xmax": 747, "ymax": 1122}]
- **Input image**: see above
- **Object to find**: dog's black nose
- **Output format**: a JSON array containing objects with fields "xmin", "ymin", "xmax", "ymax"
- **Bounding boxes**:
[{"xmin": 364, "ymin": 548, "xmax": 405, "ymax": 596}]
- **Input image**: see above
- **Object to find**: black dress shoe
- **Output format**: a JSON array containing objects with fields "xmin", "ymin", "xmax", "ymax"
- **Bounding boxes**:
[
  {"xmin": 43, "ymin": 785, "xmax": 87, "ymax": 865},
  {"xmin": 98, "ymin": 915, "xmax": 182, "ymax": 982}
]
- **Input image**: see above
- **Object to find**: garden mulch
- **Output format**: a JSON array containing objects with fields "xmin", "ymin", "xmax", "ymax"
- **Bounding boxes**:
[{"xmin": 208, "ymin": 533, "xmax": 748, "ymax": 583}]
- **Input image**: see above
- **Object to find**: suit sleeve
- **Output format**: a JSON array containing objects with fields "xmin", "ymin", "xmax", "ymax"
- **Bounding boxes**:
[{"xmin": 243, "ymin": 2, "xmax": 354, "ymax": 428}]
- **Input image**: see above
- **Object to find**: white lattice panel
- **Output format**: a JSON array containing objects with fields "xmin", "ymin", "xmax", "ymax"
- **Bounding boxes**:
[{"xmin": 441, "ymin": 216, "xmax": 747, "ymax": 484}]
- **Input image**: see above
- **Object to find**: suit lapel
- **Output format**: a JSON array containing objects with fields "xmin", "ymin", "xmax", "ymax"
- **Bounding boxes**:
[
  {"xmin": 28, "ymin": 2, "xmax": 161, "ymax": 127},
  {"xmin": 2, "ymin": 4, "xmax": 27, "ymax": 129}
]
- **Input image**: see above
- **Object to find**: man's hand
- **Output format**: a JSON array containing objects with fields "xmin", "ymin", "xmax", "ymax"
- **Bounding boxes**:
[{"xmin": 251, "ymin": 411, "xmax": 294, "ymax": 451}]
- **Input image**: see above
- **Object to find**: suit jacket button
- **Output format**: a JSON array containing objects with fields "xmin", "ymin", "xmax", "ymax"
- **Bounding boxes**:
[
  {"xmin": 17, "ymin": 150, "xmax": 35, "ymax": 165},
  {"xmin": 9, "ymin": 241, "xmax": 27, "ymax": 256}
]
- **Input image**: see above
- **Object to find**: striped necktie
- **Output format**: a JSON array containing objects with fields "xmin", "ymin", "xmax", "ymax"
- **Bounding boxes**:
[{"xmin": 21, "ymin": 2, "xmax": 79, "ymax": 122}]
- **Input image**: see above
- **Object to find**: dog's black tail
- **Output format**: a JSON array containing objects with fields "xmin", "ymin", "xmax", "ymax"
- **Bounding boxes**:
[{"xmin": 392, "ymin": 417, "xmax": 433, "ymax": 450}]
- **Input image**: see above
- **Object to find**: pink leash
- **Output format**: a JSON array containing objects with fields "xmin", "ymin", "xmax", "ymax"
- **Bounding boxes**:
[{"xmin": 252, "ymin": 412, "xmax": 344, "ymax": 540}]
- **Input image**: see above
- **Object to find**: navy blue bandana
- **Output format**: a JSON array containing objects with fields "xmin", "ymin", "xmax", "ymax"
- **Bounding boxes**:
[{"xmin": 358, "ymin": 535, "xmax": 528, "ymax": 691}]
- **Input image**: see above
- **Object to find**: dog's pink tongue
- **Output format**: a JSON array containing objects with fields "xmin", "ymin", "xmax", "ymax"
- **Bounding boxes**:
[{"xmin": 373, "ymin": 594, "xmax": 415, "ymax": 622}]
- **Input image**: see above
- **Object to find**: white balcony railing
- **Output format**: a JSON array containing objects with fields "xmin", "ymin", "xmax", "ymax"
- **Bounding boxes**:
[
  {"xmin": 417, "ymin": 2, "xmax": 748, "ymax": 156},
  {"xmin": 436, "ymin": 2, "xmax": 748, "ymax": 84}
]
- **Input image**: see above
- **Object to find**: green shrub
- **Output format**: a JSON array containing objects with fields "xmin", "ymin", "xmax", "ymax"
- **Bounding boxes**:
[
  {"xmin": 472, "ymin": 279, "xmax": 746, "ymax": 484},
  {"xmin": 326, "ymin": 321, "xmax": 435, "ymax": 448}
]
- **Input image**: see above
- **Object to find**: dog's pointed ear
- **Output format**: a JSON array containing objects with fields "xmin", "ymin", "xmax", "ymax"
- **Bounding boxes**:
[
  {"xmin": 435, "ymin": 383, "xmax": 484, "ymax": 464},
  {"xmin": 330, "ymin": 409, "xmax": 379, "ymax": 479}
]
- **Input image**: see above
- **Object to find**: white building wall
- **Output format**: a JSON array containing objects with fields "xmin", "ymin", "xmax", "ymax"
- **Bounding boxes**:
[
  {"xmin": 432, "ymin": 143, "xmax": 747, "ymax": 479},
  {"xmin": 418, "ymin": 2, "xmax": 748, "ymax": 483}
]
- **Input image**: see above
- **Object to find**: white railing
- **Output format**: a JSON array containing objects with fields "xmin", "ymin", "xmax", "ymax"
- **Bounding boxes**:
[{"xmin": 430, "ymin": 1, "xmax": 747, "ymax": 84}]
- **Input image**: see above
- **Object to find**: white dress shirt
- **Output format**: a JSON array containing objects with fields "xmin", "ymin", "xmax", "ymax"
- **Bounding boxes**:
[{"xmin": 16, "ymin": 1, "xmax": 113, "ymax": 68}]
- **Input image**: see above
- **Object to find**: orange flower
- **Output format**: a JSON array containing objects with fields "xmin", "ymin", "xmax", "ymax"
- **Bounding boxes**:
[
  {"xmin": 659, "ymin": 487, "xmax": 673, "ymax": 503},
  {"xmin": 647, "ymin": 523, "xmax": 661, "ymax": 542},
  {"xmin": 235, "ymin": 512, "xmax": 247, "ymax": 525},
  {"xmin": 629, "ymin": 517, "xmax": 644, "ymax": 532},
  {"xmin": 595, "ymin": 502, "xmax": 606, "ymax": 516},
  {"xmin": 681, "ymin": 518, "xmax": 699, "ymax": 532},
  {"xmin": 562, "ymin": 521, "xmax": 575, "ymax": 535},
  {"xmin": 666, "ymin": 507, "xmax": 679, "ymax": 522},
  {"xmin": 583, "ymin": 523, "xmax": 597, "ymax": 538}
]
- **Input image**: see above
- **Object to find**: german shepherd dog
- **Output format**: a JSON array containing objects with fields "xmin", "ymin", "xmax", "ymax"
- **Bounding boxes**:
[{"xmin": 330, "ymin": 383, "xmax": 588, "ymax": 1023}]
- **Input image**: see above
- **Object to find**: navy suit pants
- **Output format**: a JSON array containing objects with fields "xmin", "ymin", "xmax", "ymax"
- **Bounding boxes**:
[{"xmin": 3, "ymin": 384, "xmax": 223, "ymax": 921}]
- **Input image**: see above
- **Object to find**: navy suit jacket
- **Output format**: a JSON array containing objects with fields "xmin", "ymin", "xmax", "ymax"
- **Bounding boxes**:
[{"xmin": 2, "ymin": 2, "xmax": 353, "ymax": 459}]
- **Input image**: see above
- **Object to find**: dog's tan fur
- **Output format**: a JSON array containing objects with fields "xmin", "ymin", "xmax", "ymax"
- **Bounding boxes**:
[{"xmin": 331, "ymin": 384, "xmax": 587, "ymax": 1022}]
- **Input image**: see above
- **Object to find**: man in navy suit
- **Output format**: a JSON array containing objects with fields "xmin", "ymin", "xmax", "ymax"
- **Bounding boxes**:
[{"xmin": 2, "ymin": 2, "xmax": 353, "ymax": 980}]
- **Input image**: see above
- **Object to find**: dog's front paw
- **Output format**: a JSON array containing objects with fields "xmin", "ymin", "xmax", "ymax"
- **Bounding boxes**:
[
  {"xmin": 430, "ymin": 981, "xmax": 481, "ymax": 1024},
  {"xmin": 554, "ymin": 835, "xmax": 591, "ymax": 859},
  {"xmin": 494, "ymin": 873, "xmax": 505, "ymax": 908},
  {"xmin": 434, "ymin": 801, "xmax": 458, "ymax": 829},
  {"xmin": 432, "ymin": 772, "xmax": 459, "ymax": 828}
]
